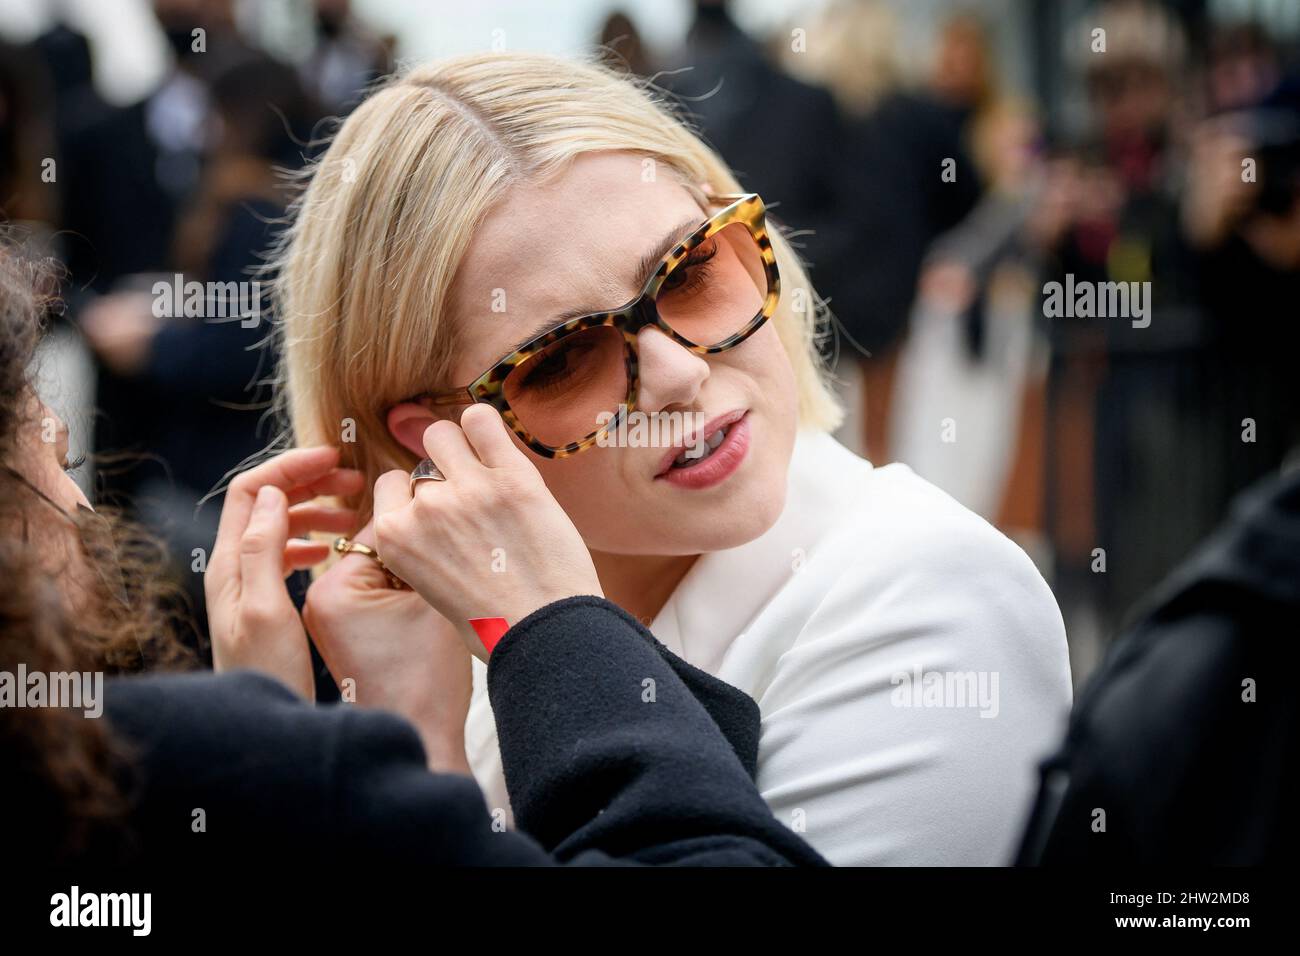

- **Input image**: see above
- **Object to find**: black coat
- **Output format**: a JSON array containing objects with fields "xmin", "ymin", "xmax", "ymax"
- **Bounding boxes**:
[
  {"xmin": 97, "ymin": 596, "xmax": 826, "ymax": 867},
  {"xmin": 1017, "ymin": 467, "xmax": 1300, "ymax": 864}
]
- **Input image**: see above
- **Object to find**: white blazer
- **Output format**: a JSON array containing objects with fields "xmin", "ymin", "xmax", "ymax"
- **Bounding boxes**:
[{"xmin": 464, "ymin": 429, "xmax": 1072, "ymax": 865}]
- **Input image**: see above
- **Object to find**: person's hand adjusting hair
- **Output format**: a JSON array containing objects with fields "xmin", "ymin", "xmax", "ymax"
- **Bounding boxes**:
[
  {"xmin": 206, "ymin": 446, "xmax": 363, "ymax": 698},
  {"xmin": 303, "ymin": 519, "xmax": 474, "ymax": 773},
  {"xmin": 373, "ymin": 404, "xmax": 605, "ymax": 661}
]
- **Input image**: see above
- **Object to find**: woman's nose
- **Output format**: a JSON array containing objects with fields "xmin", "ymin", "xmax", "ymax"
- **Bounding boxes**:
[{"xmin": 635, "ymin": 325, "xmax": 709, "ymax": 414}]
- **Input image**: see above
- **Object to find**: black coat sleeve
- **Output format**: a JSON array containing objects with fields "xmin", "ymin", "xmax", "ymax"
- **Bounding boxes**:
[
  {"xmin": 102, "ymin": 597, "xmax": 825, "ymax": 867},
  {"xmin": 488, "ymin": 596, "xmax": 804, "ymax": 863}
]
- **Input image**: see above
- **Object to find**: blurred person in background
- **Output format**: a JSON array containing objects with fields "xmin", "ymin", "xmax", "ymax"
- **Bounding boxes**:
[
  {"xmin": 55, "ymin": 0, "xmax": 254, "ymax": 555},
  {"xmin": 31, "ymin": 13, "xmax": 108, "ymax": 152},
  {"xmin": 842, "ymin": 10, "xmax": 1054, "ymax": 529},
  {"xmin": 0, "ymin": 37, "xmax": 58, "ymax": 231},
  {"xmin": 299, "ymin": 0, "xmax": 394, "ymax": 117},
  {"xmin": 787, "ymin": 2, "xmax": 984, "ymax": 465},
  {"xmin": 4, "ymin": 0, "xmax": 396, "ymax": 658},
  {"xmin": 890, "ymin": 94, "xmax": 1053, "ymax": 544},
  {"xmin": 1037, "ymin": 0, "xmax": 1209, "ymax": 636},
  {"xmin": 657, "ymin": 0, "xmax": 844, "ymax": 326},
  {"xmin": 79, "ymin": 52, "xmax": 317, "ymax": 642},
  {"xmin": 28, "ymin": 10, "xmax": 112, "ymax": 269},
  {"xmin": 1182, "ymin": 27, "xmax": 1300, "ymax": 529},
  {"xmin": 596, "ymin": 9, "xmax": 651, "ymax": 79},
  {"xmin": 1204, "ymin": 19, "xmax": 1282, "ymax": 113},
  {"xmin": 56, "ymin": 0, "xmax": 253, "ymax": 294}
]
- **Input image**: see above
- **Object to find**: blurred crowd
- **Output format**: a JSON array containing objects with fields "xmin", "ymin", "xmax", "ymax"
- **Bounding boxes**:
[
  {"xmin": 630, "ymin": 0, "xmax": 1300, "ymax": 667},
  {"xmin": 1, "ymin": 0, "xmax": 392, "ymax": 641},
  {"xmin": 2, "ymin": 0, "xmax": 1298, "ymax": 674}
]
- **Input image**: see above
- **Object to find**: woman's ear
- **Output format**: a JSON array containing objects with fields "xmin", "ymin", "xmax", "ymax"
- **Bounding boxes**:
[{"xmin": 386, "ymin": 402, "xmax": 438, "ymax": 458}]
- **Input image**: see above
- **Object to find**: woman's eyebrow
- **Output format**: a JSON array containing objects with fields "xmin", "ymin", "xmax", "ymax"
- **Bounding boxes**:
[
  {"xmin": 501, "ymin": 215, "xmax": 703, "ymax": 355},
  {"xmin": 629, "ymin": 215, "xmax": 702, "ymax": 292}
]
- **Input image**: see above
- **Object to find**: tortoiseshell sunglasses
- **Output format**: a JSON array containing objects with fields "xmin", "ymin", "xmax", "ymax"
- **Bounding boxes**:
[{"xmin": 425, "ymin": 192, "xmax": 780, "ymax": 458}]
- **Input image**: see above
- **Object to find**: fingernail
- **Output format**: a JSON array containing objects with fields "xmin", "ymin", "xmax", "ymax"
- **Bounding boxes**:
[{"xmin": 254, "ymin": 486, "xmax": 277, "ymax": 512}]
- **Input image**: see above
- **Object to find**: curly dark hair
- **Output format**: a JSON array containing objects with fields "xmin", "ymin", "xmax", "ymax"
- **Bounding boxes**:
[{"xmin": 0, "ymin": 242, "xmax": 194, "ymax": 860}]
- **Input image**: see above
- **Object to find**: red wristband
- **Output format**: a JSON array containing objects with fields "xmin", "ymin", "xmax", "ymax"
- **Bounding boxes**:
[{"xmin": 468, "ymin": 617, "xmax": 510, "ymax": 656}]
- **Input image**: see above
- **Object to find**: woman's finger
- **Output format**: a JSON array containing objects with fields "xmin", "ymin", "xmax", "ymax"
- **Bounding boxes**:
[
  {"xmin": 282, "ymin": 539, "xmax": 332, "ymax": 575},
  {"xmin": 421, "ymin": 420, "xmax": 479, "ymax": 478},
  {"xmin": 284, "ymin": 467, "xmax": 366, "ymax": 507},
  {"xmin": 287, "ymin": 503, "xmax": 358, "ymax": 537},
  {"xmin": 460, "ymin": 403, "xmax": 522, "ymax": 469},
  {"xmin": 215, "ymin": 446, "xmax": 340, "ymax": 558},
  {"xmin": 320, "ymin": 520, "xmax": 391, "ymax": 587},
  {"xmin": 327, "ymin": 519, "xmax": 378, "ymax": 571},
  {"xmin": 350, "ymin": 519, "xmax": 377, "ymax": 549},
  {"xmin": 238, "ymin": 485, "xmax": 297, "ymax": 614},
  {"xmin": 373, "ymin": 469, "xmax": 412, "ymax": 519}
]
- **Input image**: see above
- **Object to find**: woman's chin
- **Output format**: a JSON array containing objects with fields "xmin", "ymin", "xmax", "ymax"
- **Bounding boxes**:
[
  {"xmin": 710, "ymin": 482, "xmax": 788, "ymax": 549},
  {"xmin": 622, "ymin": 474, "xmax": 789, "ymax": 555}
]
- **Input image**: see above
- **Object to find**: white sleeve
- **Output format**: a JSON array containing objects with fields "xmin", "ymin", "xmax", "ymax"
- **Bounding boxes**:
[{"xmin": 752, "ymin": 511, "xmax": 1073, "ymax": 866}]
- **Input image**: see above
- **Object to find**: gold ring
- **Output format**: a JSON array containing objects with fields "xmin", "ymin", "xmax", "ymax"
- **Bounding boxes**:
[{"xmin": 332, "ymin": 536, "xmax": 407, "ymax": 590}]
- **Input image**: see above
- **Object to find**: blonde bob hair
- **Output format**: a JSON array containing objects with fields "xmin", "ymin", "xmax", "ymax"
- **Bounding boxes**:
[{"xmin": 274, "ymin": 51, "xmax": 841, "ymax": 519}]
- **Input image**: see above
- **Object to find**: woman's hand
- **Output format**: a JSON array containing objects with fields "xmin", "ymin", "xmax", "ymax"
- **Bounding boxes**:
[
  {"xmin": 373, "ymin": 404, "xmax": 604, "ymax": 661},
  {"xmin": 206, "ymin": 446, "xmax": 363, "ymax": 698},
  {"xmin": 303, "ymin": 521, "xmax": 473, "ymax": 773}
]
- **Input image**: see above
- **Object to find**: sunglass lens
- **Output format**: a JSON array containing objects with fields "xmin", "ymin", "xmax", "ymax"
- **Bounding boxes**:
[
  {"xmin": 654, "ymin": 221, "xmax": 768, "ymax": 348},
  {"xmin": 501, "ymin": 324, "xmax": 628, "ymax": 448}
]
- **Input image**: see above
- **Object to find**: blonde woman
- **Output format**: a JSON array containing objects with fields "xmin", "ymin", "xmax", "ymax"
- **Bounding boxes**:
[{"xmin": 275, "ymin": 52, "xmax": 1072, "ymax": 866}]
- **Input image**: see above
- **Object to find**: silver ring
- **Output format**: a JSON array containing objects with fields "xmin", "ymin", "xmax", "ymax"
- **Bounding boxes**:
[{"xmin": 410, "ymin": 457, "xmax": 446, "ymax": 492}]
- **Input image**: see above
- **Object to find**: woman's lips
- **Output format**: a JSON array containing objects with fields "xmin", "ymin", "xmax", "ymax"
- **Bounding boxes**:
[
  {"xmin": 653, "ymin": 408, "xmax": 746, "ymax": 476},
  {"xmin": 656, "ymin": 412, "xmax": 751, "ymax": 490}
]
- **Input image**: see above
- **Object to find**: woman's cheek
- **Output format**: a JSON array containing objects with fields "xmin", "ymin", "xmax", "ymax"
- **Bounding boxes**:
[
  {"xmin": 742, "ymin": 323, "xmax": 798, "ymax": 429},
  {"xmin": 528, "ymin": 453, "xmax": 613, "ymax": 540},
  {"xmin": 36, "ymin": 528, "xmax": 97, "ymax": 614},
  {"xmin": 767, "ymin": 322, "xmax": 798, "ymax": 390}
]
